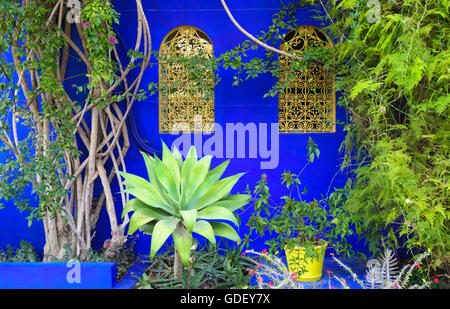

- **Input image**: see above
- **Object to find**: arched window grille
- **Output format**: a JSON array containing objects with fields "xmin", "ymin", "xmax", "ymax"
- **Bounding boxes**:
[
  {"xmin": 278, "ymin": 25, "xmax": 335, "ymax": 133},
  {"xmin": 159, "ymin": 26, "xmax": 215, "ymax": 133}
]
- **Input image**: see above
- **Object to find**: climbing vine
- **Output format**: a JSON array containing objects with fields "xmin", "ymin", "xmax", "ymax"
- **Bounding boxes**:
[
  {"xmin": 0, "ymin": 0, "xmax": 150, "ymax": 260},
  {"xmin": 215, "ymin": 0, "xmax": 449, "ymax": 267},
  {"xmin": 319, "ymin": 0, "xmax": 449, "ymax": 267}
]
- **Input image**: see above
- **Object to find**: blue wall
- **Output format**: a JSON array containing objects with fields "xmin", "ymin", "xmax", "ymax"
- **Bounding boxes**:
[
  {"xmin": 112, "ymin": 0, "xmax": 358, "ymax": 255},
  {"xmin": 0, "ymin": 0, "xmax": 365, "ymax": 258}
]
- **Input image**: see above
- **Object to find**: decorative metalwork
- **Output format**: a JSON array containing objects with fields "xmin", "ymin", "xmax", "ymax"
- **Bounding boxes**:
[
  {"xmin": 159, "ymin": 26, "xmax": 215, "ymax": 133},
  {"xmin": 278, "ymin": 25, "xmax": 335, "ymax": 133}
]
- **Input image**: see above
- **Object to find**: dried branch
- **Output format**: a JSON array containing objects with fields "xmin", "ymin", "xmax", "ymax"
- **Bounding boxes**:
[{"xmin": 220, "ymin": 0, "xmax": 302, "ymax": 60}]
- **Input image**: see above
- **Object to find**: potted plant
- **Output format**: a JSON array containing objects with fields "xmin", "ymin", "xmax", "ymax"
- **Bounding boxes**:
[{"xmin": 246, "ymin": 138, "xmax": 355, "ymax": 282}]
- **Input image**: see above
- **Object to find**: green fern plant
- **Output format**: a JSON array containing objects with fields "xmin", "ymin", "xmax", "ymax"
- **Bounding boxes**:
[
  {"xmin": 0, "ymin": 241, "xmax": 40, "ymax": 262},
  {"xmin": 119, "ymin": 141, "xmax": 250, "ymax": 279}
]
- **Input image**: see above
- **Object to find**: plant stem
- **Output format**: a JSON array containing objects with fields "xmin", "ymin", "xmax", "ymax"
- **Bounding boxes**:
[{"xmin": 174, "ymin": 247, "xmax": 182, "ymax": 280}]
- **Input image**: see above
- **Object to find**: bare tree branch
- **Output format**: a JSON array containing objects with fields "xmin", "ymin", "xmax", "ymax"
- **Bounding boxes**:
[{"xmin": 220, "ymin": 0, "xmax": 302, "ymax": 60}]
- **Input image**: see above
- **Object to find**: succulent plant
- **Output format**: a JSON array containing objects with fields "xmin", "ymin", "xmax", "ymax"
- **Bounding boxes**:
[{"xmin": 119, "ymin": 142, "xmax": 250, "ymax": 270}]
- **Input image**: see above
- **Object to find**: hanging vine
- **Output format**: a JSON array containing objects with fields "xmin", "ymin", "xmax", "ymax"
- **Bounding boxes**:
[{"xmin": 217, "ymin": 0, "xmax": 449, "ymax": 267}]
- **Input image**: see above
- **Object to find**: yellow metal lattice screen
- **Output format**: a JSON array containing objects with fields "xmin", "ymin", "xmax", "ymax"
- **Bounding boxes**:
[
  {"xmin": 159, "ymin": 26, "xmax": 215, "ymax": 133},
  {"xmin": 278, "ymin": 25, "xmax": 335, "ymax": 133}
]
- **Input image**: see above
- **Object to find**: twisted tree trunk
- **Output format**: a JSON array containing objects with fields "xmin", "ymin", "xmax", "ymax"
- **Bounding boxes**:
[{"xmin": 0, "ymin": 0, "xmax": 151, "ymax": 261}]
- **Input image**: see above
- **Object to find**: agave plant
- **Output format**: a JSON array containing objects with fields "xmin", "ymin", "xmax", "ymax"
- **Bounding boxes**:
[{"xmin": 119, "ymin": 142, "xmax": 250, "ymax": 278}]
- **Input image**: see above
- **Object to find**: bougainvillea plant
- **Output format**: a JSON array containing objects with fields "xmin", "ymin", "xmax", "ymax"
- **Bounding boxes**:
[{"xmin": 0, "ymin": 0, "xmax": 150, "ymax": 260}]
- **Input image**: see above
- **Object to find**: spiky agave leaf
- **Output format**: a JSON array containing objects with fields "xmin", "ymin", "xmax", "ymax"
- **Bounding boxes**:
[{"xmin": 120, "ymin": 141, "xmax": 250, "ymax": 266}]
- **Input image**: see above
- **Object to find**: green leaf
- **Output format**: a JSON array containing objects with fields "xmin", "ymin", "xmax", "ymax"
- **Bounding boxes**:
[
  {"xmin": 349, "ymin": 80, "xmax": 382, "ymax": 100},
  {"xmin": 179, "ymin": 147, "xmax": 197, "ymax": 205},
  {"xmin": 185, "ymin": 155, "xmax": 212, "ymax": 199},
  {"xmin": 140, "ymin": 222, "xmax": 156, "ymax": 235},
  {"xmin": 128, "ymin": 211, "xmax": 155, "ymax": 235},
  {"xmin": 150, "ymin": 217, "xmax": 180, "ymax": 259},
  {"xmin": 153, "ymin": 156, "xmax": 180, "ymax": 203},
  {"xmin": 183, "ymin": 172, "xmax": 221, "ymax": 208},
  {"xmin": 336, "ymin": 0, "xmax": 357, "ymax": 9},
  {"xmin": 209, "ymin": 222, "xmax": 241, "ymax": 244},
  {"xmin": 208, "ymin": 160, "xmax": 230, "ymax": 182},
  {"xmin": 162, "ymin": 141, "xmax": 181, "ymax": 190},
  {"xmin": 211, "ymin": 194, "xmax": 251, "ymax": 211},
  {"xmin": 121, "ymin": 186, "xmax": 175, "ymax": 215},
  {"xmin": 429, "ymin": 94, "xmax": 449, "ymax": 114},
  {"xmin": 141, "ymin": 152, "xmax": 166, "ymax": 193},
  {"xmin": 122, "ymin": 198, "xmax": 137, "ymax": 219},
  {"xmin": 197, "ymin": 206, "xmax": 239, "ymax": 226},
  {"xmin": 180, "ymin": 209, "xmax": 197, "ymax": 233},
  {"xmin": 133, "ymin": 199, "xmax": 172, "ymax": 220},
  {"xmin": 188, "ymin": 173, "xmax": 246, "ymax": 210},
  {"xmin": 118, "ymin": 171, "xmax": 174, "ymax": 214},
  {"xmin": 193, "ymin": 220, "xmax": 216, "ymax": 246},
  {"xmin": 406, "ymin": 57, "xmax": 426, "ymax": 91},
  {"xmin": 172, "ymin": 224, "xmax": 193, "ymax": 267},
  {"xmin": 172, "ymin": 146, "xmax": 184, "ymax": 170}
]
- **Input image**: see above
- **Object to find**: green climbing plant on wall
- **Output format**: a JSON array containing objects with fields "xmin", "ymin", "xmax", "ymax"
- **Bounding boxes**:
[
  {"xmin": 208, "ymin": 0, "xmax": 449, "ymax": 267},
  {"xmin": 0, "ymin": 0, "xmax": 151, "ymax": 260},
  {"xmin": 318, "ymin": 0, "xmax": 449, "ymax": 267}
]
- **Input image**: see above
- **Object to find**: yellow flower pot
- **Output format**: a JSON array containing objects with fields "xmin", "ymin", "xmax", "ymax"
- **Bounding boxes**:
[{"xmin": 285, "ymin": 242, "xmax": 328, "ymax": 282}]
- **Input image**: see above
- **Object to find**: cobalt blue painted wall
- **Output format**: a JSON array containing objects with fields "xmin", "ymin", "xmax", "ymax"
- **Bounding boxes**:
[
  {"xmin": 110, "ymin": 0, "xmax": 363, "ymax": 255},
  {"xmin": 0, "ymin": 0, "xmax": 367, "ymax": 258}
]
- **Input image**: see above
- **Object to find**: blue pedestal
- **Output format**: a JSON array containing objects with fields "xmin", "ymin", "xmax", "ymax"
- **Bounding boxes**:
[{"xmin": 0, "ymin": 262, "xmax": 117, "ymax": 289}]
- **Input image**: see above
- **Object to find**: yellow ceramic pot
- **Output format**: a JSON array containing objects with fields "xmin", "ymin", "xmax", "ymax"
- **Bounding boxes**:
[{"xmin": 285, "ymin": 242, "xmax": 328, "ymax": 282}]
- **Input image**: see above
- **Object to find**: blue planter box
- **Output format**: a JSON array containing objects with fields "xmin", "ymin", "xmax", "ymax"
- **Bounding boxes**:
[{"xmin": 0, "ymin": 262, "xmax": 117, "ymax": 289}]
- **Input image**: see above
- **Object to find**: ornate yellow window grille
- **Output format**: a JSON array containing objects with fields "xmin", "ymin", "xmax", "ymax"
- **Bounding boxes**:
[
  {"xmin": 159, "ymin": 26, "xmax": 215, "ymax": 133},
  {"xmin": 278, "ymin": 25, "xmax": 335, "ymax": 133}
]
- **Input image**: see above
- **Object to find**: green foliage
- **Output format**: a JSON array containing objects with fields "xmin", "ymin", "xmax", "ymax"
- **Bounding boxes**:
[
  {"xmin": 135, "ymin": 241, "xmax": 252, "ymax": 289},
  {"xmin": 81, "ymin": 0, "xmax": 121, "ymax": 90},
  {"xmin": 244, "ymin": 249, "xmax": 301, "ymax": 289},
  {"xmin": 245, "ymin": 140, "xmax": 357, "ymax": 260},
  {"xmin": 0, "ymin": 240, "xmax": 40, "ymax": 262},
  {"xmin": 120, "ymin": 141, "xmax": 250, "ymax": 266},
  {"xmin": 49, "ymin": 238, "xmax": 137, "ymax": 280},
  {"xmin": 311, "ymin": 0, "xmax": 449, "ymax": 265},
  {"xmin": 214, "ymin": 0, "xmax": 449, "ymax": 267},
  {"xmin": 0, "ymin": 0, "xmax": 123, "ymax": 226},
  {"xmin": 0, "ymin": 0, "xmax": 77, "ymax": 222}
]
